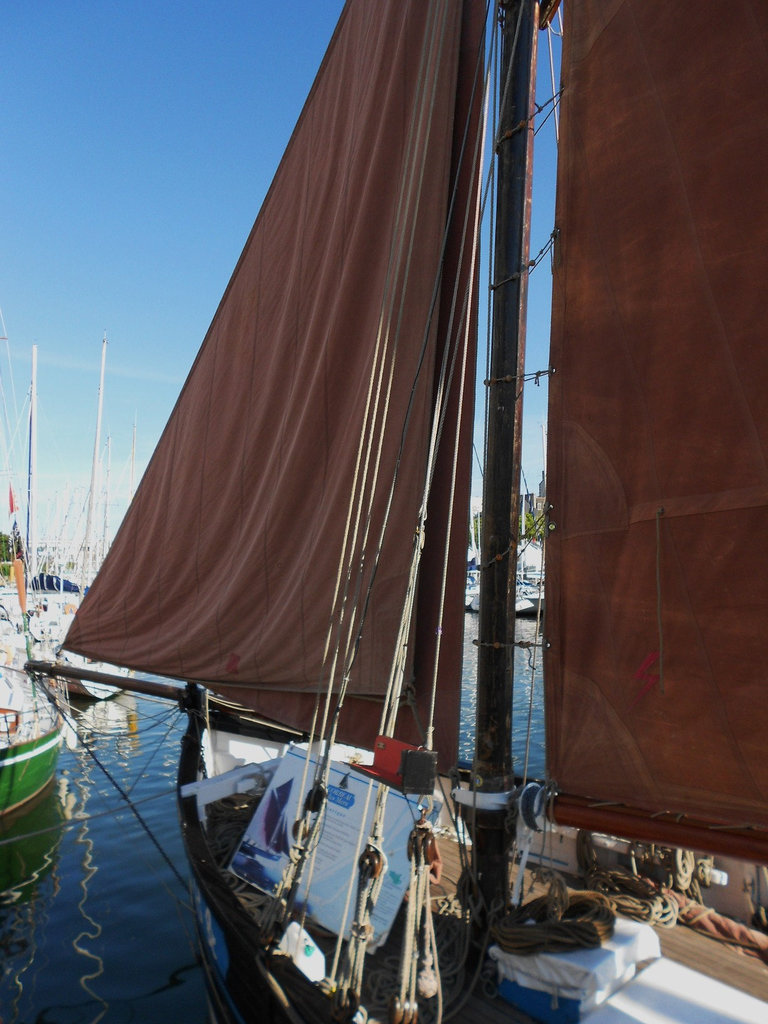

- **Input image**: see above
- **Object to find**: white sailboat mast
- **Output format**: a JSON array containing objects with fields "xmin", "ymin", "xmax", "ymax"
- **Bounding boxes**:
[
  {"xmin": 26, "ymin": 345, "xmax": 38, "ymax": 581},
  {"xmin": 129, "ymin": 417, "xmax": 136, "ymax": 501},
  {"xmin": 82, "ymin": 332, "xmax": 107, "ymax": 588},
  {"xmin": 101, "ymin": 433, "xmax": 111, "ymax": 562}
]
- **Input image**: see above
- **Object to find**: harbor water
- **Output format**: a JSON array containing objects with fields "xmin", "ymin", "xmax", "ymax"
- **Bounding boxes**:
[
  {"xmin": 1, "ymin": 692, "xmax": 207, "ymax": 1024},
  {"xmin": 1, "ymin": 613, "xmax": 545, "ymax": 1023}
]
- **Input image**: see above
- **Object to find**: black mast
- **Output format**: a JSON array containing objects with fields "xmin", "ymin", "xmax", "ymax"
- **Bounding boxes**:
[{"xmin": 474, "ymin": 0, "xmax": 538, "ymax": 910}]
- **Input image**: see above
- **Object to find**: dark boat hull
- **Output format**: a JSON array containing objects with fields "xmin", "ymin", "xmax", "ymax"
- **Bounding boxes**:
[{"xmin": 177, "ymin": 688, "xmax": 338, "ymax": 1024}]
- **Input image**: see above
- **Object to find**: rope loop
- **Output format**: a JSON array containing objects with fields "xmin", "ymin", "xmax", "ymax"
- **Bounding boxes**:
[
  {"xmin": 577, "ymin": 831, "xmax": 685, "ymax": 928},
  {"xmin": 492, "ymin": 864, "xmax": 615, "ymax": 955}
]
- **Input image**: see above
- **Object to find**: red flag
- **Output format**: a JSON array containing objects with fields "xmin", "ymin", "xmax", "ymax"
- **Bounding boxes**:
[{"xmin": 8, "ymin": 484, "xmax": 15, "ymax": 515}]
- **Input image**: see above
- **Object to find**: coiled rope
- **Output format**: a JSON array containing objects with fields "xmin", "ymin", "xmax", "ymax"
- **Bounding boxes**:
[
  {"xmin": 577, "ymin": 831, "xmax": 679, "ymax": 928},
  {"xmin": 490, "ymin": 872, "xmax": 615, "ymax": 955}
]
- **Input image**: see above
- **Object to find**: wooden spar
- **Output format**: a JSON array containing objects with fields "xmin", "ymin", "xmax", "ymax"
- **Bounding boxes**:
[
  {"xmin": 473, "ymin": 0, "xmax": 538, "ymax": 909},
  {"xmin": 553, "ymin": 793, "xmax": 768, "ymax": 866},
  {"xmin": 25, "ymin": 659, "xmax": 186, "ymax": 702}
]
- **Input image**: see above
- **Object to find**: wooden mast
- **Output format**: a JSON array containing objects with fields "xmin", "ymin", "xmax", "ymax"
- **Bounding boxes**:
[{"xmin": 473, "ymin": 0, "xmax": 538, "ymax": 910}]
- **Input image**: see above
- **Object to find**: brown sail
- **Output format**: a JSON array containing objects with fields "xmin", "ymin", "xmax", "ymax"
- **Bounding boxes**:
[
  {"xmin": 545, "ymin": 0, "xmax": 768, "ymax": 844},
  {"xmin": 63, "ymin": 0, "xmax": 485, "ymax": 763}
]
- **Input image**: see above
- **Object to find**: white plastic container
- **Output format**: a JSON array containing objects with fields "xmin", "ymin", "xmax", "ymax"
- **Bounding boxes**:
[{"xmin": 278, "ymin": 921, "xmax": 326, "ymax": 983}]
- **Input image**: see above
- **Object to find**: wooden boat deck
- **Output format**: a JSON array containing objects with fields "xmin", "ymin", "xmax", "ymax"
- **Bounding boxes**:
[
  {"xmin": 656, "ymin": 922, "xmax": 768, "ymax": 1002},
  {"xmin": 425, "ymin": 835, "xmax": 768, "ymax": 1022},
  {"xmin": 206, "ymin": 788, "xmax": 768, "ymax": 1022}
]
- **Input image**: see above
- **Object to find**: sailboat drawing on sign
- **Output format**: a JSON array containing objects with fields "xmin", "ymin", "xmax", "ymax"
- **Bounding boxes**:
[
  {"xmin": 27, "ymin": 1, "xmax": 768, "ymax": 1021},
  {"xmin": 242, "ymin": 777, "xmax": 293, "ymax": 865},
  {"xmin": 228, "ymin": 775, "xmax": 294, "ymax": 893}
]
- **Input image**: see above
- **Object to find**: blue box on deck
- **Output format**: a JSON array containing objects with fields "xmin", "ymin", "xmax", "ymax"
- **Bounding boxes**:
[
  {"xmin": 489, "ymin": 918, "xmax": 660, "ymax": 1023},
  {"xmin": 498, "ymin": 977, "xmax": 582, "ymax": 1023}
]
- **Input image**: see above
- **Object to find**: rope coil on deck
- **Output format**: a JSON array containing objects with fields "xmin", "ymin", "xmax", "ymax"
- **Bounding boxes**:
[
  {"xmin": 491, "ymin": 872, "xmax": 615, "ymax": 955},
  {"xmin": 577, "ymin": 831, "xmax": 679, "ymax": 928}
]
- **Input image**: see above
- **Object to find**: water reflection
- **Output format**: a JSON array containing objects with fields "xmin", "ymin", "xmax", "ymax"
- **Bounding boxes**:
[
  {"xmin": 72, "ymin": 733, "xmax": 108, "ymax": 1023},
  {"xmin": 0, "ymin": 692, "xmax": 206, "ymax": 1023},
  {"xmin": 0, "ymin": 779, "xmax": 65, "ymax": 904},
  {"xmin": 74, "ymin": 691, "xmax": 138, "ymax": 743},
  {"xmin": 0, "ymin": 780, "xmax": 66, "ymax": 1021}
]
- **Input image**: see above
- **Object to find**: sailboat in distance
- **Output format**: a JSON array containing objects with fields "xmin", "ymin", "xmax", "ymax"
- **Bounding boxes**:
[{"xmin": 33, "ymin": 1, "xmax": 768, "ymax": 1021}]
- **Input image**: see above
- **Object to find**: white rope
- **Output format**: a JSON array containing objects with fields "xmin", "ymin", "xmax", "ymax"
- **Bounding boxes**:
[
  {"xmin": 328, "ymin": 776, "xmax": 376, "ymax": 984},
  {"xmin": 423, "ymin": 52, "xmax": 491, "ymax": 750},
  {"xmin": 394, "ymin": 816, "xmax": 443, "ymax": 1021},
  {"xmin": 333, "ymin": 841, "xmax": 388, "ymax": 1019},
  {"xmin": 312, "ymin": 0, "xmax": 454, "ymax": 751},
  {"xmin": 275, "ymin": 0, "xmax": 454, "ymax": 937},
  {"xmin": 545, "ymin": 8, "xmax": 561, "ymax": 142}
]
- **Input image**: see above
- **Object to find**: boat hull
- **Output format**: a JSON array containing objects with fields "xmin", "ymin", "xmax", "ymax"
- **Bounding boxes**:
[
  {"xmin": 0, "ymin": 727, "xmax": 62, "ymax": 815},
  {"xmin": 177, "ymin": 691, "xmax": 335, "ymax": 1024}
]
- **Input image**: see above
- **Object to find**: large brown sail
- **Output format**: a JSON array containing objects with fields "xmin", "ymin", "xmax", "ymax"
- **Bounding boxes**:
[
  {"xmin": 64, "ymin": 0, "xmax": 484, "ymax": 762},
  {"xmin": 545, "ymin": 0, "xmax": 768, "ymax": 845}
]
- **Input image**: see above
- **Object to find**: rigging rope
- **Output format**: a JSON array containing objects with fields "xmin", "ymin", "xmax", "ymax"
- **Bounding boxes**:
[
  {"xmin": 328, "ymin": 778, "xmax": 377, "ymax": 982},
  {"xmin": 26, "ymin": 673, "xmax": 190, "ymax": 892},
  {"xmin": 274, "ymin": 0, "xmax": 458, "ymax": 943},
  {"xmin": 577, "ymin": 832, "xmax": 679, "ymax": 928},
  {"xmin": 392, "ymin": 813, "xmax": 443, "ymax": 1021},
  {"xmin": 333, "ymin": 842, "xmax": 388, "ymax": 1020},
  {"xmin": 421, "ymin": 33, "xmax": 489, "ymax": 753},
  {"xmin": 204, "ymin": 4, "xmax": 573, "ymax": 1019}
]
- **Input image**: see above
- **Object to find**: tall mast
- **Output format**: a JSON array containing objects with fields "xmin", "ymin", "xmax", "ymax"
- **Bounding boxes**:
[
  {"xmin": 26, "ymin": 345, "xmax": 38, "ymax": 582},
  {"xmin": 474, "ymin": 0, "xmax": 539, "ymax": 909},
  {"xmin": 129, "ymin": 417, "xmax": 136, "ymax": 500},
  {"xmin": 101, "ymin": 433, "xmax": 111, "ymax": 562},
  {"xmin": 82, "ymin": 332, "xmax": 107, "ymax": 589}
]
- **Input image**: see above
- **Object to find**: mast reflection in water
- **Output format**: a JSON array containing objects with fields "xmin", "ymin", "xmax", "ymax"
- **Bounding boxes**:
[{"xmin": 0, "ymin": 691, "xmax": 206, "ymax": 1024}]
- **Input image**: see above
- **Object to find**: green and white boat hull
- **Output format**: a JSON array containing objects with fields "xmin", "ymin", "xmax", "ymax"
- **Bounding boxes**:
[{"xmin": 0, "ymin": 726, "xmax": 62, "ymax": 815}]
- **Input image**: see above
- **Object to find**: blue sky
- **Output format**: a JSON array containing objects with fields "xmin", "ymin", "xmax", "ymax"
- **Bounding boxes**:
[{"xmin": 2, "ymin": 2, "xmax": 557, "ymax": 551}]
